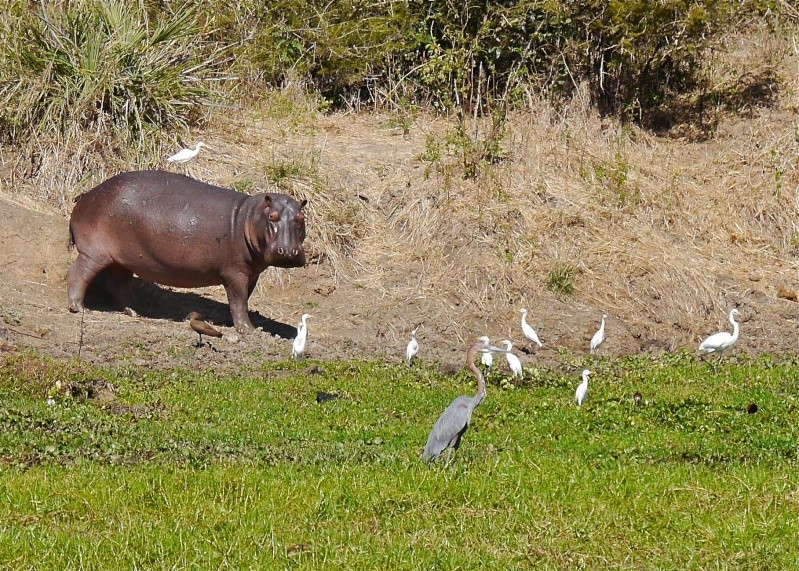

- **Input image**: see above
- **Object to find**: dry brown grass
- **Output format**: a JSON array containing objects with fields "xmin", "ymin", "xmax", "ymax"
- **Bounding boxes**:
[{"xmin": 2, "ymin": 24, "xmax": 799, "ymax": 361}]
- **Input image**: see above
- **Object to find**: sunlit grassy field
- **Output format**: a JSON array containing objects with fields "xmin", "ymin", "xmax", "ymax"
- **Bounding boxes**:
[{"xmin": 0, "ymin": 351, "xmax": 797, "ymax": 569}]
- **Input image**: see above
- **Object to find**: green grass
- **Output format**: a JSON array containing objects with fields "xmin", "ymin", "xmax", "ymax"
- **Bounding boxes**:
[{"xmin": 0, "ymin": 351, "xmax": 797, "ymax": 569}]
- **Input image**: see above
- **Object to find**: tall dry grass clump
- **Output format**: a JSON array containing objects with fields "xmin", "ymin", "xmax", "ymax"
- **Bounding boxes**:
[{"xmin": 0, "ymin": 0, "xmax": 223, "ymax": 206}]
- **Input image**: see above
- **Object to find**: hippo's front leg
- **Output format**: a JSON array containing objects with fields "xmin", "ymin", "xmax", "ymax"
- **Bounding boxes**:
[{"xmin": 223, "ymin": 273, "xmax": 256, "ymax": 333}]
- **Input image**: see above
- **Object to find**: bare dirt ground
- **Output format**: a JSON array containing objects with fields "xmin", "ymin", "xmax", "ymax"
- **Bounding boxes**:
[{"xmin": 2, "ymin": 37, "xmax": 799, "ymax": 372}]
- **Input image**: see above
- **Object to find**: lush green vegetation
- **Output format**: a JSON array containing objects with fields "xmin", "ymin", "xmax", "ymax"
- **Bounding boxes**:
[
  {"xmin": 0, "ymin": 0, "xmax": 221, "ymax": 150},
  {"xmin": 0, "ymin": 351, "xmax": 797, "ymax": 568},
  {"xmin": 0, "ymin": 0, "xmax": 785, "ymax": 146}
]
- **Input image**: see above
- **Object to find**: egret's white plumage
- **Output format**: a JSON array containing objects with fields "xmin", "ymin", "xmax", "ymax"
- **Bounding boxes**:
[
  {"xmin": 519, "ymin": 309, "xmax": 542, "ymax": 348},
  {"xmin": 406, "ymin": 327, "xmax": 419, "ymax": 366},
  {"xmin": 698, "ymin": 308, "xmax": 740, "ymax": 355},
  {"xmin": 575, "ymin": 369, "xmax": 591, "ymax": 406},
  {"xmin": 292, "ymin": 313, "xmax": 311, "ymax": 360},
  {"xmin": 478, "ymin": 335, "xmax": 493, "ymax": 370},
  {"xmin": 590, "ymin": 314, "xmax": 607, "ymax": 354},
  {"xmin": 166, "ymin": 142, "xmax": 205, "ymax": 164},
  {"xmin": 502, "ymin": 340, "xmax": 523, "ymax": 380}
]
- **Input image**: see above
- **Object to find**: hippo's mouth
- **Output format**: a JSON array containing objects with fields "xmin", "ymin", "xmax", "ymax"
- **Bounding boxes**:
[{"xmin": 269, "ymin": 246, "xmax": 306, "ymax": 268}]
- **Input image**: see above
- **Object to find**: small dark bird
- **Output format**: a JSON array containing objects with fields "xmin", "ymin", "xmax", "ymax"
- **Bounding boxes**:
[
  {"xmin": 316, "ymin": 391, "xmax": 341, "ymax": 403},
  {"xmin": 746, "ymin": 402, "xmax": 758, "ymax": 414},
  {"xmin": 633, "ymin": 391, "xmax": 642, "ymax": 406},
  {"xmin": 188, "ymin": 311, "xmax": 222, "ymax": 346}
]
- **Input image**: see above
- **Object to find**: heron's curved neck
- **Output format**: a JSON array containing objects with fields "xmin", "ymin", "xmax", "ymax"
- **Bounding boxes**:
[
  {"xmin": 467, "ymin": 346, "xmax": 487, "ymax": 406},
  {"xmin": 599, "ymin": 317, "xmax": 605, "ymax": 331}
]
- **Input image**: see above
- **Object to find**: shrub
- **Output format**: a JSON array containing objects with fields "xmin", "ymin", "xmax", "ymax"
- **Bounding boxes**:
[{"xmin": 0, "ymin": 0, "xmax": 221, "ymax": 147}]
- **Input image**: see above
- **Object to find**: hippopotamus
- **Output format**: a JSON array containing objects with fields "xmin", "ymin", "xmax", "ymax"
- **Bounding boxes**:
[{"xmin": 67, "ymin": 170, "xmax": 307, "ymax": 332}]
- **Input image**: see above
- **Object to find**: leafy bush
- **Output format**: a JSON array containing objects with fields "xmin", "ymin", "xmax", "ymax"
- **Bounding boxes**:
[
  {"xmin": 214, "ymin": 0, "xmax": 771, "ymax": 127},
  {"xmin": 0, "ymin": 0, "xmax": 221, "ymax": 147}
]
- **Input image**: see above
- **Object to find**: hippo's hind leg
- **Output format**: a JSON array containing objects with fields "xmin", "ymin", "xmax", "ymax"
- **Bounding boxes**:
[
  {"xmin": 67, "ymin": 253, "xmax": 109, "ymax": 313},
  {"xmin": 104, "ymin": 265, "xmax": 139, "ymax": 317}
]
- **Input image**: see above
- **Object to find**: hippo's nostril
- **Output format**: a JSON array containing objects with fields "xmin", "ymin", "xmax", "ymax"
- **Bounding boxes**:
[
  {"xmin": 277, "ymin": 247, "xmax": 284, "ymax": 255},
  {"xmin": 292, "ymin": 249, "xmax": 298, "ymax": 256}
]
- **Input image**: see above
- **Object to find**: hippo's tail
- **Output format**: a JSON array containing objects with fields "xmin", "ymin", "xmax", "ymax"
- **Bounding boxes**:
[{"xmin": 68, "ymin": 192, "xmax": 86, "ymax": 251}]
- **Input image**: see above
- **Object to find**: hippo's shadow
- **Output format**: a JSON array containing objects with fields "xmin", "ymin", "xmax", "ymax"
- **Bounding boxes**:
[{"xmin": 82, "ymin": 277, "xmax": 298, "ymax": 339}]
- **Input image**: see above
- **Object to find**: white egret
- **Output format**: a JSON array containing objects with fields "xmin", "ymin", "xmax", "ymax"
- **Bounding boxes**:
[
  {"xmin": 406, "ymin": 327, "xmax": 420, "ymax": 366},
  {"xmin": 698, "ymin": 308, "xmax": 740, "ymax": 357},
  {"xmin": 590, "ymin": 314, "xmax": 607, "ymax": 354},
  {"xmin": 502, "ymin": 340, "xmax": 524, "ymax": 380},
  {"xmin": 166, "ymin": 142, "xmax": 205, "ymax": 164},
  {"xmin": 575, "ymin": 369, "xmax": 591, "ymax": 406},
  {"xmin": 292, "ymin": 313, "xmax": 311, "ymax": 360},
  {"xmin": 519, "ymin": 309, "xmax": 543, "ymax": 349},
  {"xmin": 478, "ymin": 335, "xmax": 493, "ymax": 370}
]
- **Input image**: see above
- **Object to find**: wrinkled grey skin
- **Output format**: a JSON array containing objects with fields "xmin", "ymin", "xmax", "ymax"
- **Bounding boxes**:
[{"xmin": 67, "ymin": 170, "xmax": 307, "ymax": 332}]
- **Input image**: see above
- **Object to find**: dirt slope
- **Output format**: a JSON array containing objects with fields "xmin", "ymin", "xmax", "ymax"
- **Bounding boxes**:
[{"xmin": 1, "ymin": 88, "xmax": 798, "ymax": 372}]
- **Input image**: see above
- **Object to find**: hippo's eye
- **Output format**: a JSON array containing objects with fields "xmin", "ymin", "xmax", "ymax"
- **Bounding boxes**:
[
  {"xmin": 296, "ymin": 212, "xmax": 305, "ymax": 224},
  {"xmin": 269, "ymin": 211, "xmax": 280, "ymax": 222}
]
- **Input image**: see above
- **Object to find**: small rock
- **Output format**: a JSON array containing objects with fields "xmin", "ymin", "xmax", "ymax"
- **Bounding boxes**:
[
  {"xmin": 316, "ymin": 391, "xmax": 340, "ymax": 403},
  {"xmin": 777, "ymin": 286, "xmax": 798, "ymax": 302},
  {"xmin": 748, "ymin": 273, "xmax": 761, "ymax": 282}
]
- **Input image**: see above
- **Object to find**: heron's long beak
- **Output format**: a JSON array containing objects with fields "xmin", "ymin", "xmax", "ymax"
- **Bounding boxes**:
[{"xmin": 479, "ymin": 344, "xmax": 512, "ymax": 354}]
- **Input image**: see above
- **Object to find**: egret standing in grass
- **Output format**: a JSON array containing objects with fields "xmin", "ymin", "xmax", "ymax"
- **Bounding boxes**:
[
  {"xmin": 292, "ymin": 313, "xmax": 310, "ymax": 360},
  {"xmin": 422, "ymin": 338, "xmax": 511, "ymax": 463},
  {"xmin": 519, "ymin": 309, "xmax": 542, "ymax": 349},
  {"xmin": 166, "ymin": 142, "xmax": 205, "ymax": 164},
  {"xmin": 698, "ymin": 308, "xmax": 740, "ymax": 359},
  {"xmin": 590, "ymin": 314, "xmax": 607, "ymax": 354},
  {"xmin": 406, "ymin": 327, "xmax": 420, "ymax": 366},
  {"xmin": 575, "ymin": 369, "xmax": 591, "ymax": 406},
  {"xmin": 478, "ymin": 335, "xmax": 493, "ymax": 371},
  {"xmin": 502, "ymin": 340, "xmax": 524, "ymax": 380}
]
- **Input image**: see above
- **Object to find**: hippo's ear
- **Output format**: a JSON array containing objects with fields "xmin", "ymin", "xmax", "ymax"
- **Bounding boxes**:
[
  {"xmin": 263, "ymin": 195, "xmax": 273, "ymax": 208},
  {"xmin": 299, "ymin": 199, "xmax": 307, "ymax": 209}
]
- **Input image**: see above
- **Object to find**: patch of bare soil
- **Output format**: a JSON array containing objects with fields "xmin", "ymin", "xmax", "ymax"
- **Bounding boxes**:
[{"xmin": 1, "ymin": 77, "xmax": 799, "ymax": 371}]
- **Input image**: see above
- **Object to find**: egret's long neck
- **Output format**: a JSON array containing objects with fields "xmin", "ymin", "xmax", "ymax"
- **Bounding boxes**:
[{"xmin": 729, "ymin": 314, "xmax": 739, "ymax": 342}]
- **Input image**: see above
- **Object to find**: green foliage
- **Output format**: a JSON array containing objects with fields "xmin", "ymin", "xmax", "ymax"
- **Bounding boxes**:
[
  {"xmin": 546, "ymin": 262, "xmax": 578, "ymax": 296},
  {"xmin": 219, "ymin": 0, "xmax": 771, "ymax": 128},
  {"xmin": 230, "ymin": 178, "xmax": 255, "ymax": 194},
  {"xmin": 216, "ymin": 0, "xmax": 413, "ymax": 99},
  {"xmin": 594, "ymin": 151, "xmax": 640, "ymax": 208},
  {"xmin": 0, "ymin": 0, "xmax": 221, "ymax": 147},
  {"xmin": 0, "ymin": 352, "xmax": 797, "ymax": 567}
]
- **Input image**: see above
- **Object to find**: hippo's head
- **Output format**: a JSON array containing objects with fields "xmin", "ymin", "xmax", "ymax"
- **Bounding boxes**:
[{"xmin": 249, "ymin": 194, "xmax": 307, "ymax": 268}]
